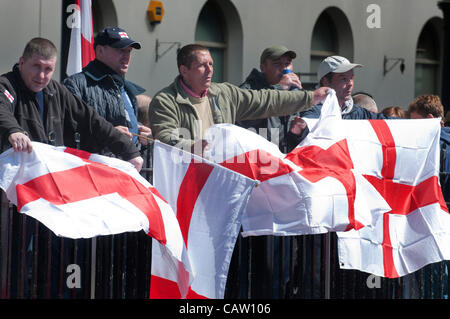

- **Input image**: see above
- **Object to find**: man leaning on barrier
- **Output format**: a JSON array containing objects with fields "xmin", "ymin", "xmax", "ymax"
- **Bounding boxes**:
[
  {"xmin": 0, "ymin": 37, "xmax": 143, "ymax": 171},
  {"xmin": 148, "ymin": 44, "xmax": 330, "ymax": 156},
  {"xmin": 64, "ymin": 27, "xmax": 152, "ymax": 153}
]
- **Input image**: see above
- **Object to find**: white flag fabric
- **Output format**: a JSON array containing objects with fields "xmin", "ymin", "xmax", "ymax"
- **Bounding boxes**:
[
  {"xmin": 204, "ymin": 91, "xmax": 390, "ymax": 237},
  {"xmin": 203, "ymin": 90, "xmax": 449, "ymax": 278},
  {"xmin": 336, "ymin": 118, "xmax": 450, "ymax": 278},
  {"xmin": 0, "ymin": 142, "xmax": 192, "ymax": 290},
  {"xmin": 150, "ymin": 141, "xmax": 256, "ymax": 299},
  {"xmin": 66, "ymin": 0, "xmax": 94, "ymax": 76}
]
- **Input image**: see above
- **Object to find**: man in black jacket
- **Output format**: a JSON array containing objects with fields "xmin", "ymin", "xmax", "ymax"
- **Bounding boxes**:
[
  {"xmin": 64, "ymin": 27, "xmax": 152, "ymax": 150},
  {"xmin": 0, "ymin": 37, "xmax": 143, "ymax": 171},
  {"xmin": 237, "ymin": 45, "xmax": 304, "ymax": 152}
]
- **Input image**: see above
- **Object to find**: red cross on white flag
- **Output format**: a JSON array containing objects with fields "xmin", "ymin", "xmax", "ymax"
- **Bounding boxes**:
[
  {"xmin": 0, "ymin": 142, "xmax": 191, "ymax": 290},
  {"xmin": 150, "ymin": 141, "xmax": 256, "ymax": 299},
  {"xmin": 3, "ymin": 89, "xmax": 14, "ymax": 103},
  {"xmin": 337, "ymin": 118, "xmax": 449, "ymax": 278},
  {"xmin": 203, "ymin": 90, "xmax": 450, "ymax": 278}
]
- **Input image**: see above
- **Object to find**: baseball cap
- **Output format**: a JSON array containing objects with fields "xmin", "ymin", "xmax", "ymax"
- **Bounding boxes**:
[
  {"xmin": 260, "ymin": 46, "xmax": 297, "ymax": 64},
  {"xmin": 94, "ymin": 27, "xmax": 141, "ymax": 49},
  {"xmin": 317, "ymin": 55, "xmax": 362, "ymax": 81}
]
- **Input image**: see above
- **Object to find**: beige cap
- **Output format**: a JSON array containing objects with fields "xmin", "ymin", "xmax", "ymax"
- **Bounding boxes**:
[{"xmin": 317, "ymin": 55, "xmax": 362, "ymax": 81}]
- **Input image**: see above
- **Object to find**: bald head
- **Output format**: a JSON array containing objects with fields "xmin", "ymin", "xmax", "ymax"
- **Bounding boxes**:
[{"xmin": 353, "ymin": 93, "xmax": 378, "ymax": 113}]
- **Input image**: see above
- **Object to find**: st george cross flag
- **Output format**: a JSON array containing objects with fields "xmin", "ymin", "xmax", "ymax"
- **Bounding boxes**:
[
  {"xmin": 0, "ymin": 142, "xmax": 192, "ymax": 288},
  {"xmin": 66, "ymin": 0, "xmax": 94, "ymax": 76},
  {"xmin": 204, "ymin": 90, "xmax": 450, "ymax": 278},
  {"xmin": 204, "ymin": 91, "xmax": 390, "ymax": 237},
  {"xmin": 150, "ymin": 141, "xmax": 256, "ymax": 299}
]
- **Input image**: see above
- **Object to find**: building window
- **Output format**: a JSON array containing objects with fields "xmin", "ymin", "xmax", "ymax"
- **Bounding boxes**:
[
  {"xmin": 415, "ymin": 21, "xmax": 441, "ymax": 97},
  {"xmin": 195, "ymin": 1, "xmax": 227, "ymax": 82},
  {"xmin": 310, "ymin": 11, "xmax": 338, "ymax": 82}
]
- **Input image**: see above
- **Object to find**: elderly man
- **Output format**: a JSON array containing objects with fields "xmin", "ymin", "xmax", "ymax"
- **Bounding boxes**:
[
  {"xmin": 64, "ymin": 27, "xmax": 152, "ymax": 150},
  {"xmin": 237, "ymin": 45, "xmax": 304, "ymax": 152},
  {"xmin": 0, "ymin": 37, "xmax": 143, "ymax": 170},
  {"xmin": 149, "ymin": 44, "xmax": 329, "ymax": 154}
]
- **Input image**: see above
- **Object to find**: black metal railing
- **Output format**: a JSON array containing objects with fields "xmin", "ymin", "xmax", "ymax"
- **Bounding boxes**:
[{"xmin": 0, "ymin": 144, "xmax": 449, "ymax": 299}]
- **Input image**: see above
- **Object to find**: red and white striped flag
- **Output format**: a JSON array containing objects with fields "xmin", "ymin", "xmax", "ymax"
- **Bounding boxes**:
[
  {"xmin": 150, "ymin": 141, "xmax": 256, "ymax": 299},
  {"xmin": 0, "ymin": 142, "xmax": 192, "ymax": 290},
  {"xmin": 66, "ymin": 0, "xmax": 94, "ymax": 76}
]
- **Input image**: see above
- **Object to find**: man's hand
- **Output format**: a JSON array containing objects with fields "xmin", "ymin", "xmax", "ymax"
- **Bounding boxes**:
[
  {"xmin": 312, "ymin": 87, "xmax": 331, "ymax": 105},
  {"xmin": 115, "ymin": 125, "xmax": 132, "ymax": 140},
  {"xmin": 191, "ymin": 139, "xmax": 209, "ymax": 157},
  {"xmin": 279, "ymin": 72, "xmax": 302, "ymax": 90},
  {"xmin": 137, "ymin": 125, "xmax": 152, "ymax": 145},
  {"xmin": 8, "ymin": 132, "xmax": 33, "ymax": 153},
  {"xmin": 289, "ymin": 116, "xmax": 307, "ymax": 135},
  {"xmin": 128, "ymin": 156, "xmax": 144, "ymax": 172}
]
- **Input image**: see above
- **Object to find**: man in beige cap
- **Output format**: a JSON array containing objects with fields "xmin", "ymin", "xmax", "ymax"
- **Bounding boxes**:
[
  {"xmin": 295, "ymin": 55, "xmax": 391, "ymax": 119},
  {"xmin": 237, "ymin": 45, "xmax": 304, "ymax": 152},
  {"xmin": 289, "ymin": 55, "xmax": 392, "ymax": 139}
]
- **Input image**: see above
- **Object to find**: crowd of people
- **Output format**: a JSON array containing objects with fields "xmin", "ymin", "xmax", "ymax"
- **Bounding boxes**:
[{"xmin": 0, "ymin": 27, "xmax": 448, "ymax": 204}]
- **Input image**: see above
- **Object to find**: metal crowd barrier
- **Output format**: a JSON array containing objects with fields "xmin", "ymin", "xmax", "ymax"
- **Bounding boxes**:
[{"xmin": 0, "ymin": 144, "xmax": 449, "ymax": 299}]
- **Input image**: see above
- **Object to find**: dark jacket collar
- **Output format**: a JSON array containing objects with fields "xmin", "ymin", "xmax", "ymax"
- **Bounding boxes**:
[
  {"xmin": 82, "ymin": 59, "xmax": 145, "ymax": 96},
  {"xmin": 242, "ymin": 68, "xmax": 271, "ymax": 89},
  {"xmin": 83, "ymin": 59, "xmax": 124, "ymax": 85}
]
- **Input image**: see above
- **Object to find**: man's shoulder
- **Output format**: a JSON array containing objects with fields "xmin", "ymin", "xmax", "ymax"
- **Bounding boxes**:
[
  {"xmin": 153, "ymin": 81, "xmax": 178, "ymax": 98},
  {"xmin": 299, "ymin": 104, "xmax": 323, "ymax": 118},
  {"xmin": 0, "ymin": 69, "xmax": 18, "ymax": 89},
  {"xmin": 239, "ymin": 68, "xmax": 267, "ymax": 90},
  {"xmin": 349, "ymin": 103, "xmax": 390, "ymax": 119},
  {"xmin": 441, "ymin": 126, "xmax": 450, "ymax": 143},
  {"xmin": 63, "ymin": 71, "xmax": 89, "ymax": 88}
]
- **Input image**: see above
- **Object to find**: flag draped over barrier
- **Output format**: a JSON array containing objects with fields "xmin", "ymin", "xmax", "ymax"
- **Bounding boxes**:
[
  {"xmin": 202, "ymin": 90, "xmax": 449, "ymax": 279},
  {"xmin": 150, "ymin": 141, "xmax": 256, "ymax": 299},
  {"xmin": 204, "ymin": 92, "xmax": 390, "ymax": 237},
  {"xmin": 1, "ymin": 90, "xmax": 448, "ymax": 298},
  {"xmin": 0, "ymin": 142, "xmax": 192, "ymax": 293},
  {"xmin": 66, "ymin": 0, "xmax": 94, "ymax": 76}
]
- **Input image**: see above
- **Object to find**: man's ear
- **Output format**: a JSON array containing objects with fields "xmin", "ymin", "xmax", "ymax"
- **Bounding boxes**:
[
  {"xmin": 179, "ymin": 64, "xmax": 188, "ymax": 77},
  {"xmin": 260, "ymin": 63, "xmax": 265, "ymax": 73},
  {"xmin": 95, "ymin": 45, "xmax": 105, "ymax": 59},
  {"xmin": 426, "ymin": 113, "xmax": 435, "ymax": 119}
]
